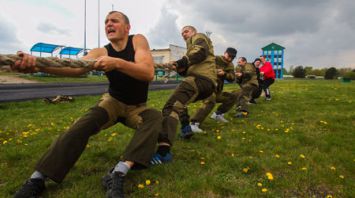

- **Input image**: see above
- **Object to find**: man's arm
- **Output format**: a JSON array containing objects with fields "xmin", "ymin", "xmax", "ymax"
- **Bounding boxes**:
[
  {"xmin": 94, "ymin": 34, "xmax": 154, "ymax": 82},
  {"xmin": 224, "ymin": 63, "xmax": 236, "ymax": 82},
  {"xmin": 12, "ymin": 49, "xmax": 105, "ymax": 77}
]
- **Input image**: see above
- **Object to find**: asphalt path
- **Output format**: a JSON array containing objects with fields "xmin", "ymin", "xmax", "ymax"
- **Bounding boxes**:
[{"xmin": 0, "ymin": 81, "xmax": 179, "ymax": 102}]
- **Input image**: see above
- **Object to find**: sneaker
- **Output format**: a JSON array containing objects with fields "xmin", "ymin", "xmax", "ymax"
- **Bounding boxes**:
[
  {"xmin": 180, "ymin": 125, "xmax": 194, "ymax": 139},
  {"xmin": 249, "ymin": 99, "xmax": 257, "ymax": 104},
  {"xmin": 265, "ymin": 97, "xmax": 272, "ymax": 101},
  {"xmin": 190, "ymin": 122, "xmax": 203, "ymax": 133},
  {"xmin": 106, "ymin": 172, "xmax": 125, "ymax": 198},
  {"xmin": 14, "ymin": 178, "xmax": 45, "ymax": 198},
  {"xmin": 210, "ymin": 112, "xmax": 229, "ymax": 123},
  {"xmin": 235, "ymin": 111, "xmax": 248, "ymax": 118},
  {"xmin": 150, "ymin": 152, "xmax": 173, "ymax": 165}
]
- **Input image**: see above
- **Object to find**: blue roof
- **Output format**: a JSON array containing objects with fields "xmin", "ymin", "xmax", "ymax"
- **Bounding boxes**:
[
  {"xmin": 30, "ymin": 42, "xmax": 63, "ymax": 53},
  {"xmin": 59, "ymin": 47, "xmax": 84, "ymax": 55}
]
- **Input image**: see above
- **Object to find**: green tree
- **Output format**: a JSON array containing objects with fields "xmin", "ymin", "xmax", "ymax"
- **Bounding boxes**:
[
  {"xmin": 292, "ymin": 66, "xmax": 306, "ymax": 78},
  {"xmin": 324, "ymin": 67, "xmax": 338, "ymax": 79}
]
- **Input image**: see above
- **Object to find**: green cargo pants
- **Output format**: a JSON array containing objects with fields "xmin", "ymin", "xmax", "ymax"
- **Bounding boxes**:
[
  {"xmin": 158, "ymin": 76, "xmax": 215, "ymax": 145},
  {"xmin": 36, "ymin": 93, "xmax": 162, "ymax": 183},
  {"xmin": 217, "ymin": 83, "xmax": 258, "ymax": 114}
]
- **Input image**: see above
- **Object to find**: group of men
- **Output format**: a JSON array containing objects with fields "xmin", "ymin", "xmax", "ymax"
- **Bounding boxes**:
[{"xmin": 11, "ymin": 11, "xmax": 274, "ymax": 198}]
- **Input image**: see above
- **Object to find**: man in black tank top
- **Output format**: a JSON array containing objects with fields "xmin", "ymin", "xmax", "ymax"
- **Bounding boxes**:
[{"xmin": 13, "ymin": 11, "xmax": 161, "ymax": 198}]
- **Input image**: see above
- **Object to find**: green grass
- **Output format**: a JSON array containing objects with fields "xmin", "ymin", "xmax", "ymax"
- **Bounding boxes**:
[
  {"xmin": 19, "ymin": 74, "xmax": 108, "ymax": 83},
  {"xmin": 0, "ymin": 79, "xmax": 354, "ymax": 197}
]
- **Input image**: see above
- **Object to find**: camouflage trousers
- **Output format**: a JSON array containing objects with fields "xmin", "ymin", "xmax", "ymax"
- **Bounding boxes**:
[
  {"xmin": 158, "ymin": 76, "xmax": 215, "ymax": 145},
  {"xmin": 217, "ymin": 83, "xmax": 258, "ymax": 114},
  {"xmin": 36, "ymin": 93, "xmax": 162, "ymax": 183},
  {"xmin": 190, "ymin": 90, "xmax": 236, "ymax": 124}
]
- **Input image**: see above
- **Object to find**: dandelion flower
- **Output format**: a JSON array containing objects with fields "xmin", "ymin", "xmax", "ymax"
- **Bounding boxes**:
[
  {"xmin": 257, "ymin": 182, "xmax": 262, "ymax": 187},
  {"xmin": 217, "ymin": 135, "xmax": 222, "ymax": 140},
  {"xmin": 330, "ymin": 166, "xmax": 336, "ymax": 171},
  {"xmin": 261, "ymin": 188, "xmax": 268, "ymax": 193},
  {"xmin": 266, "ymin": 172, "xmax": 274, "ymax": 180},
  {"xmin": 275, "ymin": 154, "xmax": 280, "ymax": 158},
  {"xmin": 145, "ymin": 180, "xmax": 151, "ymax": 185},
  {"xmin": 301, "ymin": 167, "xmax": 307, "ymax": 171},
  {"xmin": 299, "ymin": 154, "xmax": 305, "ymax": 159},
  {"xmin": 242, "ymin": 167, "xmax": 250, "ymax": 173},
  {"xmin": 3, "ymin": 140, "xmax": 8, "ymax": 144},
  {"xmin": 326, "ymin": 195, "xmax": 333, "ymax": 198},
  {"xmin": 138, "ymin": 184, "xmax": 144, "ymax": 189},
  {"xmin": 200, "ymin": 161, "xmax": 205, "ymax": 165},
  {"xmin": 339, "ymin": 175, "xmax": 344, "ymax": 179},
  {"xmin": 288, "ymin": 161, "xmax": 292, "ymax": 165}
]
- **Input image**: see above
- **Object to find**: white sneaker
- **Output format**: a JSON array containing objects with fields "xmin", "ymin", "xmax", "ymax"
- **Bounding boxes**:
[
  {"xmin": 210, "ymin": 112, "xmax": 229, "ymax": 123},
  {"xmin": 190, "ymin": 122, "xmax": 203, "ymax": 133}
]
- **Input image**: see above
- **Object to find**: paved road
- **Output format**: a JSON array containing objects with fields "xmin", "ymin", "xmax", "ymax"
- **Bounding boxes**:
[{"xmin": 0, "ymin": 81, "xmax": 178, "ymax": 102}]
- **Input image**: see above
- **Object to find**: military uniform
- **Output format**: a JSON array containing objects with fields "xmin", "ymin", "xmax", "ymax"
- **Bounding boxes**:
[
  {"xmin": 158, "ymin": 33, "xmax": 217, "ymax": 145},
  {"xmin": 216, "ymin": 63, "xmax": 258, "ymax": 115},
  {"xmin": 190, "ymin": 55, "xmax": 235, "ymax": 124}
]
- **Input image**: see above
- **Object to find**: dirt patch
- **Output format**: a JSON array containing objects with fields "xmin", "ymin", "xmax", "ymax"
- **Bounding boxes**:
[{"xmin": 0, "ymin": 75, "xmax": 38, "ymax": 84}]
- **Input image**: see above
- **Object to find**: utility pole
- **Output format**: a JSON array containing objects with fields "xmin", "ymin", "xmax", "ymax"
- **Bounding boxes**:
[
  {"xmin": 84, "ymin": 0, "xmax": 87, "ymax": 55},
  {"xmin": 98, "ymin": 0, "xmax": 100, "ymax": 48}
]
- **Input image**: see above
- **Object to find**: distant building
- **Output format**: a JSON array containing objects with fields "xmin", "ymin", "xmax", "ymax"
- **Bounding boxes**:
[
  {"xmin": 261, "ymin": 43, "xmax": 285, "ymax": 79},
  {"xmin": 151, "ymin": 44, "xmax": 186, "ymax": 64}
]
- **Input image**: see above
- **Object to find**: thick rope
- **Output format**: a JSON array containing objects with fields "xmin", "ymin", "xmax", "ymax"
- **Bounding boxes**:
[
  {"xmin": 0, "ymin": 54, "xmax": 96, "ymax": 68},
  {"xmin": 0, "ymin": 54, "xmax": 176, "ymax": 72}
]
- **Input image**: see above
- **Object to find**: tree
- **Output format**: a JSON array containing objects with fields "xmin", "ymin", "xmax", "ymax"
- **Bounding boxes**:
[
  {"xmin": 282, "ymin": 68, "xmax": 288, "ymax": 75},
  {"xmin": 304, "ymin": 66, "xmax": 313, "ymax": 75},
  {"xmin": 324, "ymin": 67, "xmax": 338, "ymax": 79},
  {"xmin": 292, "ymin": 66, "xmax": 306, "ymax": 78}
]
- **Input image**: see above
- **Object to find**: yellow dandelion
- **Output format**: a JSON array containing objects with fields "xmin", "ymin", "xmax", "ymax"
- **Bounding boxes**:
[
  {"xmin": 217, "ymin": 135, "xmax": 222, "ymax": 140},
  {"xmin": 51, "ymin": 122, "xmax": 55, "ymax": 126},
  {"xmin": 299, "ymin": 154, "xmax": 305, "ymax": 159},
  {"xmin": 326, "ymin": 195, "xmax": 333, "ymax": 198},
  {"xmin": 266, "ymin": 172, "xmax": 274, "ymax": 180},
  {"xmin": 261, "ymin": 188, "xmax": 268, "ymax": 193},
  {"xmin": 257, "ymin": 182, "xmax": 262, "ymax": 187},
  {"xmin": 288, "ymin": 161, "xmax": 292, "ymax": 165},
  {"xmin": 231, "ymin": 153, "xmax": 235, "ymax": 157},
  {"xmin": 3, "ymin": 140, "xmax": 8, "ymax": 144},
  {"xmin": 330, "ymin": 166, "xmax": 336, "ymax": 171},
  {"xmin": 138, "ymin": 184, "xmax": 144, "ymax": 189},
  {"xmin": 154, "ymin": 193, "xmax": 159, "ymax": 197},
  {"xmin": 200, "ymin": 161, "xmax": 205, "ymax": 165},
  {"xmin": 339, "ymin": 175, "xmax": 344, "ymax": 179},
  {"xmin": 242, "ymin": 167, "xmax": 250, "ymax": 173},
  {"xmin": 145, "ymin": 180, "xmax": 151, "ymax": 185},
  {"xmin": 111, "ymin": 133, "xmax": 117, "ymax": 137},
  {"xmin": 301, "ymin": 167, "xmax": 307, "ymax": 171},
  {"xmin": 259, "ymin": 150, "xmax": 264, "ymax": 153},
  {"xmin": 275, "ymin": 154, "xmax": 280, "ymax": 158}
]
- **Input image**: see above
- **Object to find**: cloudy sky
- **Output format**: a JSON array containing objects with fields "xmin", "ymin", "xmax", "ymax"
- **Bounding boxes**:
[{"xmin": 1, "ymin": 0, "xmax": 354, "ymax": 68}]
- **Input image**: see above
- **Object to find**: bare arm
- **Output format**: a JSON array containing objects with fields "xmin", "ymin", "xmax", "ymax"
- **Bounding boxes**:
[
  {"xmin": 12, "ymin": 49, "xmax": 106, "ymax": 77},
  {"xmin": 94, "ymin": 34, "xmax": 154, "ymax": 82}
]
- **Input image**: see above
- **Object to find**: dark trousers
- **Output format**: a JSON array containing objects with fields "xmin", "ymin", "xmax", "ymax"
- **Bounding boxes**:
[
  {"xmin": 36, "ymin": 93, "xmax": 162, "ymax": 183},
  {"xmin": 217, "ymin": 83, "xmax": 258, "ymax": 114},
  {"xmin": 261, "ymin": 78, "xmax": 275, "ymax": 98},
  {"xmin": 158, "ymin": 76, "xmax": 215, "ymax": 145}
]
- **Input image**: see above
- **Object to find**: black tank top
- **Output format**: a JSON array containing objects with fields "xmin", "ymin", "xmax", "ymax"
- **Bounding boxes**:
[{"xmin": 104, "ymin": 35, "xmax": 148, "ymax": 105}]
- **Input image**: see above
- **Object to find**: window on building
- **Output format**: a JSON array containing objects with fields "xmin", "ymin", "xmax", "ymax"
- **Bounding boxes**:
[{"xmin": 153, "ymin": 56, "xmax": 164, "ymax": 64}]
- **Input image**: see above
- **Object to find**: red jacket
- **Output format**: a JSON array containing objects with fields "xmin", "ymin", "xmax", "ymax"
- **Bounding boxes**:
[{"xmin": 260, "ymin": 61, "xmax": 275, "ymax": 80}]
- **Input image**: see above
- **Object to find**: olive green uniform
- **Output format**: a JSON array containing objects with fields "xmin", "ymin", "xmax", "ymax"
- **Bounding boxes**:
[
  {"xmin": 158, "ymin": 33, "xmax": 217, "ymax": 145},
  {"xmin": 190, "ymin": 55, "xmax": 235, "ymax": 124},
  {"xmin": 216, "ymin": 63, "xmax": 258, "ymax": 114}
]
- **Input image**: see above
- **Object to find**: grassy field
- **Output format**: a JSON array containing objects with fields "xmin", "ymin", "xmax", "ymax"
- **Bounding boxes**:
[{"xmin": 0, "ymin": 79, "xmax": 354, "ymax": 197}]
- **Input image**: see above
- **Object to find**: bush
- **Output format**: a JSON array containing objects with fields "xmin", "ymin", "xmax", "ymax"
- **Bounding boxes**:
[
  {"xmin": 324, "ymin": 67, "xmax": 338, "ymax": 79},
  {"xmin": 343, "ymin": 71, "xmax": 355, "ymax": 80},
  {"xmin": 292, "ymin": 66, "xmax": 306, "ymax": 78}
]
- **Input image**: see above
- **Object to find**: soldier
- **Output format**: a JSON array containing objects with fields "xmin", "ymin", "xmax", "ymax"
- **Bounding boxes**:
[
  {"xmin": 250, "ymin": 58, "xmax": 262, "ymax": 104},
  {"xmin": 188, "ymin": 47, "xmax": 237, "ymax": 131},
  {"xmin": 150, "ymin": 25, "xmax": 217, "ymax": 164},
  {"xmin": 13, "ymin": 11, "xmax": 161, "ymax": 198},
  {"xmin": 211, "ymin": 57, "xmax": 258, "ymax": 120}
]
